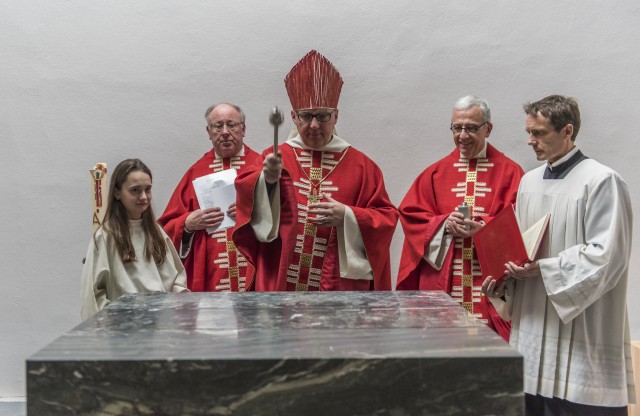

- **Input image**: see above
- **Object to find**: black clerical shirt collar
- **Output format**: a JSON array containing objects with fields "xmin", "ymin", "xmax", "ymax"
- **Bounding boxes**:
[{"xmin": 544, "ymin": 147, "xmax": 588, "ymax": 179}]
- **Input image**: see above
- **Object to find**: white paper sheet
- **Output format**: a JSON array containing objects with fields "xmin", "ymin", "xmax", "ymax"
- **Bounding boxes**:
[{"xmin": 192, "ymin": 169, "xmax": 237, "ymax": 234}]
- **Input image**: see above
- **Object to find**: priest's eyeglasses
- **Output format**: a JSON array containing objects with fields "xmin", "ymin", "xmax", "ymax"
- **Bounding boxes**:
[
  {"xmin": 296, "ymin": 110, "xmax": 336, "ymax": 123},
  {"xmin": 450, "ymin": 122, "xmax": 487, "ymax": 134},
  {"xmin": 209, "ymin": 121, "xmax": 243, "ymax": 133}
]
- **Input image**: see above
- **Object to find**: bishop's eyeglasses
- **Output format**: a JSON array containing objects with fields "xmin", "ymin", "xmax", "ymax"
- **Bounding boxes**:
[
  {"xmin": 450, "ymin": 122, "xmax": 487, "ymax": 134},
  {"xmin": 296, "ymin": 110, "xmax": 336, "ymax": 123},
  {"xmin": 209, "ymin": 121, "xmax": 243, "ymax": 133}
]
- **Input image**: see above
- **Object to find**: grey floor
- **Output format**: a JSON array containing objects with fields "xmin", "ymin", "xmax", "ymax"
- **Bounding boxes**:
[{"xmin": 0, "ymin": 402, "xmax": 25, "ymax": 416}]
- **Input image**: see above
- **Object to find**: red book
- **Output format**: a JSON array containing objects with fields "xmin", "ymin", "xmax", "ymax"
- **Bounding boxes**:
[{"xmin": 473, "ymin": 205, "xmax": 550, "ymax": 284}]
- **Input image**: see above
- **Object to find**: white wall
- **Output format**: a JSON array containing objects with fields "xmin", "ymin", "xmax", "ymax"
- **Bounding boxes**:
[{"xmin": 1, "ymin": 0, "xmax": 639, "ymax": 397}]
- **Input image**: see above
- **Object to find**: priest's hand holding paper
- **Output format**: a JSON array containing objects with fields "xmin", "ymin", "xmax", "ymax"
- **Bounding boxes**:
[
  {"xmin": 185, "ymin": 207, "xmax": 225, "ymax": 233},
  {"xmin": 263, "ymin": 153, "xmax": 282, "ymax": 184},
  {"xmin": 226, "ymin": 202, "xmax": 236, "ymax": 221},
  {"xmin": 505, "ymin": 260, "xmax": 541, "ymax": 280},
  {"xmin": 444, "ymin": 211, "xmax": 483, "ymax": 238}
]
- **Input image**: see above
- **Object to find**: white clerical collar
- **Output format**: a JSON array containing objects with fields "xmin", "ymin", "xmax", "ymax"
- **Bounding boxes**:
[
  {"xmin": 475, "ymin": 141, "xmax": 488, "ymax": 158},
  {"xmin": 548, "ymin": 146, "xmax": 579, "ymax": 170},
  {"xmin": 287, "ymin": 134, "xmax": 350, "ymax": 152},
  {"xmin": 214, "ymin": 145, "xmax": 245, "ymax": 159},
  {"xmin": 463, "ymin": 141, "xmax": 488, "ymax": 159}
]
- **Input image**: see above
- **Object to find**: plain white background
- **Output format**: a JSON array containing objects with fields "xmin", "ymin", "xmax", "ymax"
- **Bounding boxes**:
[{"xmin": 1, "ymin": 0, "xmax": 639, "ymax": 398}]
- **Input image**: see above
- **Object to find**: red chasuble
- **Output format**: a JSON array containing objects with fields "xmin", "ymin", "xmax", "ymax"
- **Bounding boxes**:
[
  {"xmin": 396, "ymin": 144, "xmax": 523, "ymax": 341},
  {"xmin": 234, "ymin": 142, "xmax": 398, "ymax": 292},
  {"xmin": 159, "ymin": 145, "xmax": 262, "ymax": 292}
]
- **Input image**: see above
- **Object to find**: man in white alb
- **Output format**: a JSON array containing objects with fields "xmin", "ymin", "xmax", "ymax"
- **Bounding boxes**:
[{"xmin": 483, "ymin": 94, "xmax": 634, "ymax": 415}]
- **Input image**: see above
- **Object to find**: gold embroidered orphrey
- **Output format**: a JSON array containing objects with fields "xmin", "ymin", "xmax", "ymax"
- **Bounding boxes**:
[
  {"xmin": 286, "ymin": 148, "xmax": 348, "ymax": 291},
  {"xmin": 208, "ymin": 155, "xmax": 249, "ymax": 291},
  {"xmin": 451, "ymin": 156, "xmax": 494, "ymax": 323}
]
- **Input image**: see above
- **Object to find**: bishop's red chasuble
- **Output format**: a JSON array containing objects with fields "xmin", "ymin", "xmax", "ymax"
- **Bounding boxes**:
[
  {"xmin": 397, "ymin": 144, "xmax": 523, "ymax": 340},
  {"xmin": 159, "ymin": 145, "xmax": 262, "ymax": 292},
  {"xmin": 235, "ymin": 140, "xmax": 398, "ymax": 292}
]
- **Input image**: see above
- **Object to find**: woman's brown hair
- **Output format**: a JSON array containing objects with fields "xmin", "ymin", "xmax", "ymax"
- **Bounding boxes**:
[{"xmin": 98, "ymin": 158, "xmax": 167, "ymax": 264}]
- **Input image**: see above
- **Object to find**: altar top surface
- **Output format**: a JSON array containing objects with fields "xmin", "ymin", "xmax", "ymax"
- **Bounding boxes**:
[{"xmin": 31, "ymin": 290, "xmax": 518, "ymax": 361}]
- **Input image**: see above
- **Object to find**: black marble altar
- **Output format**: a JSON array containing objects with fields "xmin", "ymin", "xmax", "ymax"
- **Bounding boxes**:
[{"xmin": 27, "ymin": 291, "xmax": 522, "ymax": 415}]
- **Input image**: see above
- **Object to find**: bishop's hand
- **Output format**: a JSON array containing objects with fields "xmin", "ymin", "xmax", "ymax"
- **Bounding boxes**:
[
  {"xmin": 263, "ymin": 153, "xmax": 282, "ymax": 184},
  {"xmin": 308, "ymin": 195, "xmax": 345, "ymax": 227}
]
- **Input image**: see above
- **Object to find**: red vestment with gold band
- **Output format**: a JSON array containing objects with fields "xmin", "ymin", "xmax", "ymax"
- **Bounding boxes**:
[
  {"xmin": 159, "ymin": 145, "xmax": 262, "ymax": 291},
  {"xmin": 397, "ymin": 143, "xmax": 523, "ymax": 340},
  {"xmin": 235, "ymin": 142, "xmax": 398, "ymax": 292}
]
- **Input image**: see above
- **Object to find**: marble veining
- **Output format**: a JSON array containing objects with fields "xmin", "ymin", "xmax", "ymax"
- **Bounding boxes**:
[{"xmin": 28, "ymin": 291, "xmax": 523, "ymax": 415}]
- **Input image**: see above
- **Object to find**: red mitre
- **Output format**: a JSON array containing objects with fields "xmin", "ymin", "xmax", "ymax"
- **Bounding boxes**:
[{"xmin": 284, "ymin": 50, "xmax": 344, "ymax": 111}]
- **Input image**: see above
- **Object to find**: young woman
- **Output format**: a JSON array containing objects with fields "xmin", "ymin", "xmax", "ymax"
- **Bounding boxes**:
[{"xmin": 81, "ymin": 158, "xmax": 188, "ymax": 319}]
